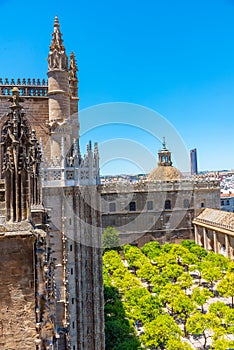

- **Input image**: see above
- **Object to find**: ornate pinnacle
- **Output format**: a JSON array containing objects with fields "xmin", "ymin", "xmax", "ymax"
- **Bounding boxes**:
[
  {"xmin": 50, "ymin": 16, "xmax": 65, "ymax": 52},
  {"xmin": 69, "ymin": 52, "xmax": 78, "ymax": 80},
  {"xmin": 9, "ymin": 87, "xmax": 24, "ymax": 109},
  {"xmin": 54, "ymin": 16, "xmax": 59, "ymax": 27},
  {"xmin": 48, "ymin": 16, "xmax": 68, "ymax": 71},
  {"xmin": 69, "ymin": 52, "xmax": 78, "ymax": 96}
]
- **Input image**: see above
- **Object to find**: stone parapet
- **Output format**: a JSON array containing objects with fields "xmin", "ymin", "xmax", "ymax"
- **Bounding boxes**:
[{"xmin": 0, "ymin": 78, "xmax": 48, "ymax": 97}]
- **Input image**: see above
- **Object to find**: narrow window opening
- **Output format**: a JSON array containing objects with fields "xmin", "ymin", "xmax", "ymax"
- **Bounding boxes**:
[
  {"xmin": 165, "ymin": 200, "xmax": 171, "ymax": 210},
  {"xmin": 129, "ymin": 201, "xmax": 136, "ymax": 211}
]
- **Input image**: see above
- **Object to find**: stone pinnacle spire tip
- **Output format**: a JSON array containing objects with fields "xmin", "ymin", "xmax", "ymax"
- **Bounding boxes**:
[
  {"xmin": 54, "ymin": 16, "xmax": 59, "ymax": 27},
  {"xmin": 49, "ymin": 16, "xmax": 65, "ymax": 54}
]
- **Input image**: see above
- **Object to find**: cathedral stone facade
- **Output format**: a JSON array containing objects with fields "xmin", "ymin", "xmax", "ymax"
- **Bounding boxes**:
[{"xmin": 0, "ymin": 17, "xmax": 104, "ymax": 350}]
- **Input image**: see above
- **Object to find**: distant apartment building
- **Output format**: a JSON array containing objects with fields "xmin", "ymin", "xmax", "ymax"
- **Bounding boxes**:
[{"xmin": 221, "ymin": 193, "xmax": 234, "ymax": 212}]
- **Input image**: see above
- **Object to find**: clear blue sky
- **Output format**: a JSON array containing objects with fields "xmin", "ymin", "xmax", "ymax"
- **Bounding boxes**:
[{"xmin": 0, "ymin": 0, "xmax": 234, "ymax": 175}]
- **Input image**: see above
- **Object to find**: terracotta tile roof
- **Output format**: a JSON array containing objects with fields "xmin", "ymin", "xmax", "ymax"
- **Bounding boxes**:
[
  {"xmin": 194, "ymin": 208, "xmax": 234, "ymax": 228},
  {"xmin": 221, "ymin": 193, "xmax": 234, "ymax": 198}
]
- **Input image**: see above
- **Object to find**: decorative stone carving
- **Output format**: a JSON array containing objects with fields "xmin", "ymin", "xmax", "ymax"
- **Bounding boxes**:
[
  {"xmin": 1, "ymin": 87, "xmax": 42, "ymax": 221},
  {"xmin": 48, "ymin": 17, "xmax": 68, "ymax": 72},
  {"xmin": 69, "ymin": 52, "xmax": 78, "ymax": 97}
]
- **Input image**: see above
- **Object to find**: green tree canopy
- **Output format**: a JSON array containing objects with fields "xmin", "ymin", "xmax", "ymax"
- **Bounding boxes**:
[
  {"xmin": 177, "ymin": 272, "xmax": 193, "ymax": 292},
  {"xmin": 141, "ymin": 241, "xmax": 161, "ymax": 260},
  {"xmin": 102, "ymin": 226, "xmax": 121, "ymax": 253},
  {"xmin": 217, "ymin": 272, "xmax": 234, "ymax": 307},
  {"xmin": 191, "ymin": 287, "xmax": 212, "ymax": 313},
  {"xmin": 186, "ymin": 312, "xmax": 222, "ymax": 349},
  {"xmin": 166, "ymin": 338, "xmax": 193, "ymax": 350},
  {"xmin": 204, "ymin": 252, "xmax": 229, "ymax": 271},
  {"xmin": 208, "ymin": 301, "xmax": 229, "ymax": 323},
  {"xmin": 201, "ymin": 261, "xmax": 223, "ymax": 291},
  {"xmin": 225, "ymin": 308, "xmax": 234, "ymax": 333},
  {"xmin": 141, "ymin": 314, "xmax": 182, "ymax": 349}
]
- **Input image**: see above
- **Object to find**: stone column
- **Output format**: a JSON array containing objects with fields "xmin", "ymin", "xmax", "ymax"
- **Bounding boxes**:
[
  {"xmin": 213, "ymin": 230, "xmax": 218, "ymax": 254},
  {"xmin": 230, "ymin": 245, "xmax": 234, "ymax": 260},
  {"xmin": 195, "ymin": 225, "xmax": 202, "ymax": 246},
  {"xmin": 194, "ymin": 224, "xmax": 199, "ymax": 244},
  {"xmin": 225, "ymin": 234, "xmax": 230, "ymax": 258},
  {"xmin": 203, "ymin": 227, "xmax": 208, "ymax": 250}
]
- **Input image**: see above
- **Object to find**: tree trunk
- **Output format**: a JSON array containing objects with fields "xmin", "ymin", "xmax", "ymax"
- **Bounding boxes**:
[
  {"xmin": 184, "ymin": 321, "xmax": 188, "ymax": 337},
  {"xmin": 203, "ymin": 332, "xmax": 207, "ymax": 349}
]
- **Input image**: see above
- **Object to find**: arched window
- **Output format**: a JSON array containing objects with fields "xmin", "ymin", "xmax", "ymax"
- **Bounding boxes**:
[
  {"xmin": 164, "ymin": 199, "xmax": 171, "ymax": 210},
  {"xmin": 201, "ymin": 202, "xmax": 205, "ymax": 208}
]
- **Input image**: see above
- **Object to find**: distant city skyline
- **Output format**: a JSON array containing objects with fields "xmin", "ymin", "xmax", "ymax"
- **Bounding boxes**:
[{"xmin": 0, "ymin": 0, "xmax": 234, "ymax": 175}]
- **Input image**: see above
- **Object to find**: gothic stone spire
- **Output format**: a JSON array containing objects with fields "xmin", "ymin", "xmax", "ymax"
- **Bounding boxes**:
[{"xmin": 48, "ymin": 16, "xmax": 68, "ymax": 71}]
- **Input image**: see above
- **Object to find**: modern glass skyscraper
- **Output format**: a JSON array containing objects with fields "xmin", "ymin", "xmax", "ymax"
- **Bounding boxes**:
[{"xmin": 190, "ymin": 148, "xmax": 198, "ymax": 175}]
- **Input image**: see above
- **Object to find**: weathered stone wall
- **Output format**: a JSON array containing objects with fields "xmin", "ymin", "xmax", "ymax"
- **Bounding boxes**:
[
  {"xmin": 100, "ymin": 180, "xmax": 220, "ymax": 246},
  {"xmin": 42, "ymin": 186, "xmax": 105, "ymax": 350},
  {"xmin": 0, "ymin": 235, "xmax": 36, "ymax": 350}
]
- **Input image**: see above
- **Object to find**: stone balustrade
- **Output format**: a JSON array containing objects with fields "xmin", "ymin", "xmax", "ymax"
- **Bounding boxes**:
[{"xmin": 0, "ymin": 78, "xmax": 48, "ymax": 97}]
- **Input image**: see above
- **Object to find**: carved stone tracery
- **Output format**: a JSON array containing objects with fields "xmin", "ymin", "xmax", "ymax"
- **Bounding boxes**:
[{"xmin": 1, "ymin": 87, "xmax": 42, "ymax": 221}]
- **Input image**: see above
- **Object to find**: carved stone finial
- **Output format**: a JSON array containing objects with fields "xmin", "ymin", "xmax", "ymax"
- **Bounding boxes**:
[
  {"xmin": 48, "ymin": 17, "xmax": 68, "ymax": 71},
  {"xmin": 50, "ymin": 16, "xmax": 64, "ymax": 52},
  {"xmin": 9, "ymin": 87, "xmax": 24, "ymax": 109},
  {"xmin": 54, "ymin": 16, "xmax": 59, "ymax": 27}
]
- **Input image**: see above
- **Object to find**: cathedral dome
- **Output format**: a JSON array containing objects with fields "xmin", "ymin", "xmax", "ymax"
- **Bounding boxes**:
[
  {"xmin": 148, "ymin": 165, "xmax": 182, "ymax": 181},
  {"xmin": 148, "ymin": 138, "xmax": 183, "ymax": 181}
]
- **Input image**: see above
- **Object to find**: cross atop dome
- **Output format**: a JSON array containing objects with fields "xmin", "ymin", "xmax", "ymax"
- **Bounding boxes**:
[{"xmin": 162, "ymin": 136, "xmax": 167, "ymax": 150}]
